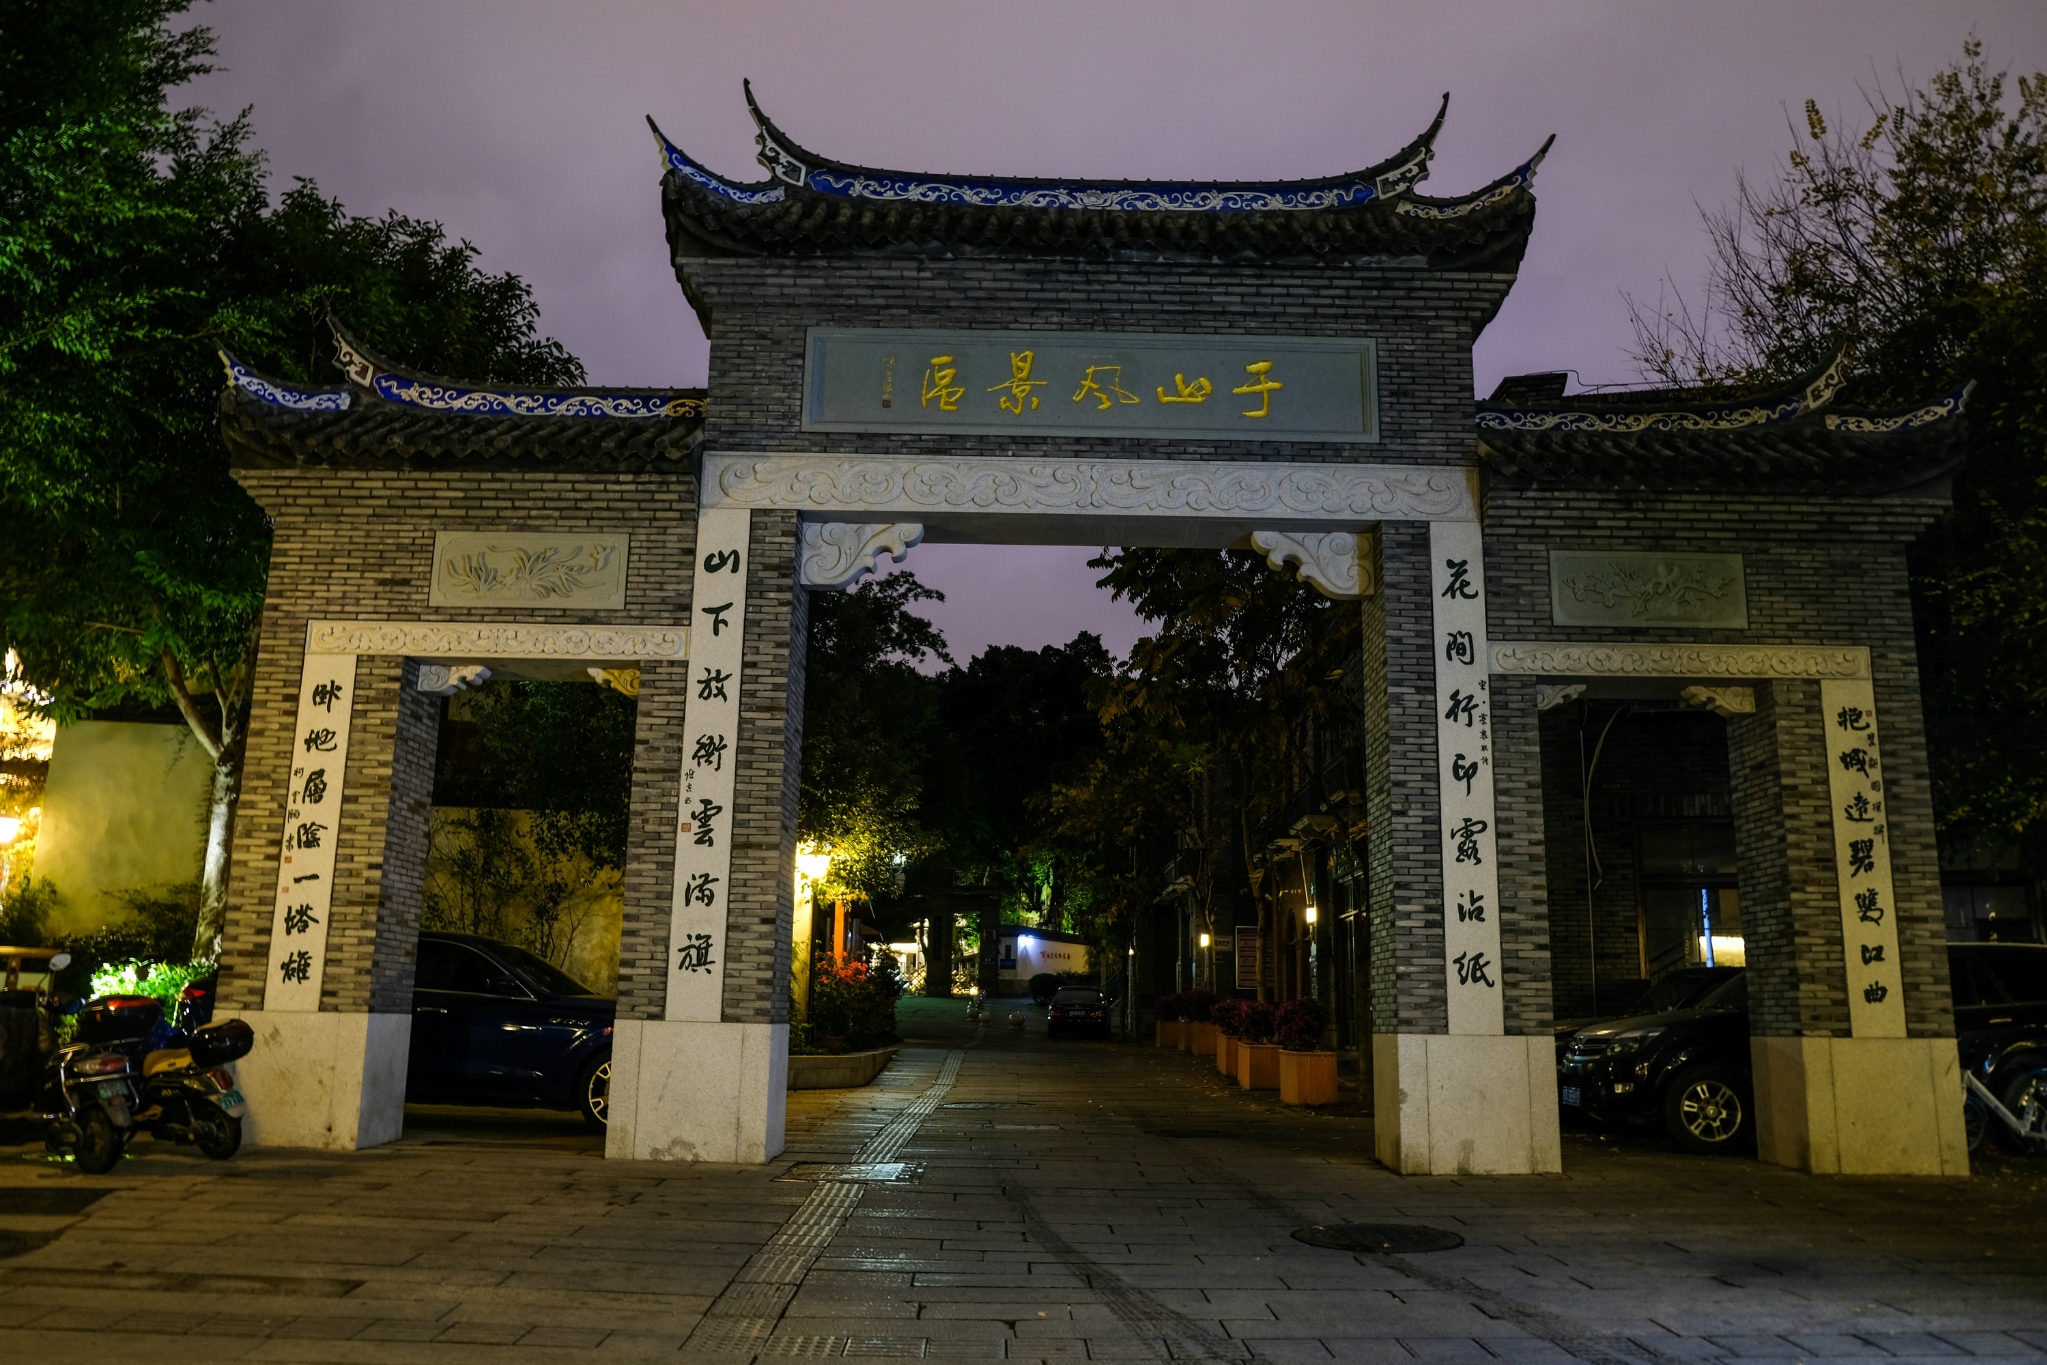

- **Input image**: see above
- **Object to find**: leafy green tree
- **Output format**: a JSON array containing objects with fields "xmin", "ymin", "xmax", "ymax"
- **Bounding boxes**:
[
  {"xmin": 1630, "ymin": 39, "xmax": 2047, "ymax": 862},
  {"xmin": 0, "ymin": 1, "xmax": 579, "ymax": 957},
  {"xmin": 800, "ymin": 572, "xmax": 951, "ymax": 903}
]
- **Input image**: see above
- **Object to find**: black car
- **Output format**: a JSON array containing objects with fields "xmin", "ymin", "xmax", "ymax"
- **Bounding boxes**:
[
  {"xmin": 407, "ymin": 932, "xmax": 615, "ymax": 1126},
  {"xmin": 1950, "ymin": 942, "xmax": 2047, "ymax": 1154},
  {"xmin": 1045, "ymin": 987, "xmax": 1111, "ymax": 1040},
  {"xmin": 1558, "ymin": 972, "xmax": 1754, "ymax": 1154},
  {"xmin": 1553, "ymin": 967, "xmax": 1744, "ymax": 1043}
]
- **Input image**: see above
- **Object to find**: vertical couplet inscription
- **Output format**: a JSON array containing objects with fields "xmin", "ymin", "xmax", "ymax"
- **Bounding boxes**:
[
  {"xmin": 667, "ymin": 509, "xmax": 751, "ymax": 1021},
  {"xmin": 1820, "ymin": 679, "xmax": 1907, "ymax": 1037},
  {"xmin": 263, "ymin": 653, "xmax": 357, "ymax": 1011},
  {"xmin": 1431, "ymin": 522, "xmax": 1504, "ymax": 1036}
]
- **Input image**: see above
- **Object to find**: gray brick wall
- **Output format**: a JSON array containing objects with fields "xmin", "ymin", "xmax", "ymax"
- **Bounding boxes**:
[
  {"xmin": 1491, "ymin": 675, "xmax": 1555, "ymax": 1035},
  {"xmin": 1487, "ymin": 487, "xmax": 1954, "ymax": 1040},
  {"xmin": 222, "ymin": 468, "xmax": 698, "ymax": 1016}
]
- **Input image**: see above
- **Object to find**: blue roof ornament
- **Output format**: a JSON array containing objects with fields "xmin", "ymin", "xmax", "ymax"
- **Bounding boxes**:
[
  {"xmin": 219, "ymin": 352, "xmax": 351, "ymax": 412},
  {"xmin": 331, "ymin": 327, "xmax": 705, "ymax": 420}
]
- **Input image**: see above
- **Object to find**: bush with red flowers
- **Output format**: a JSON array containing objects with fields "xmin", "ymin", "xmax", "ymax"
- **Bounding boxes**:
[
  {"xmin": 1273, "ymin": 997, "xmax": 1330, "ymax": 1051},
  {"xmin": 1238, "ymin": 999, "xmax": 1276, "ymax": 1044},
  {"xmin": 1180, "ymin": 989, "xmax": 1220, "ymax": 1022},
  {"xmin": 1211, "ymin": 997, "xmax": 1248, "ymax": 1036},
  {"xmin": 1153, "ymin": 992, "xmax": 1184, "ymax": 1022}
]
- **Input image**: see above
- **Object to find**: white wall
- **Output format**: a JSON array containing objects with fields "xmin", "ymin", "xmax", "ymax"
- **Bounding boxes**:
[{"xmin": 35, "ymin": 720, "xmax": 211, "ymax": 936}]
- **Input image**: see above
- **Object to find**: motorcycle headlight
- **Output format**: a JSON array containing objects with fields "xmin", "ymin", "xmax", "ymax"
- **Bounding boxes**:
[{"xmin": 1606, "ymin": 1028, "xmax": 1664, "ymax": 1058}]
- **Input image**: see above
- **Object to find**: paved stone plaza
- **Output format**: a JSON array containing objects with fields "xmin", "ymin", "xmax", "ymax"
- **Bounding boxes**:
[{"xmin": 2, "ymin": 1000, "xmax": 2043, "ymax": 1362}]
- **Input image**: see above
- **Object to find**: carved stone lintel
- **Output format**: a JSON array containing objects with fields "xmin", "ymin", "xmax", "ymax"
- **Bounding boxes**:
[
  {"xmin": 1535, "ymin": 683, "xmax": 1587, "ymax": 711},
  {"xmin": 706, "ymin": 453, "xmax": 1475, "ymax": 523},
  {"xmin": 1680, "ymin": 684, "xmax": 1756, "ymax": 717},
  {"xmin": 1249, "ymin": 531, "xmax": 1370, "ymax": 600},
  {"xmin": 1491, "ymin": 642, "xmax": 1869, "ymax": 680},
  {"xmin": 800, "ymin": 521, "xmax": 925, "ymax": 590},
  {"xmin": 417, "ymin": 664, "xmax": 491, "ymax": 696},
  {"xmin": 309, "ymin": 621, "xmax": 688, "ymax": 660}
]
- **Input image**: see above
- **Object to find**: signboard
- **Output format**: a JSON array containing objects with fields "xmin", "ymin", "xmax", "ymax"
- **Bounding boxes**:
[
  {"xmin": 1234, "ymin": 926, "xmax": 1261, "ymax": 990},
  {"xmin": 263, "ymin": 653, "xmax": 357, "ymax": 1011},
  {"xmin": 1433, "ymin": 522, "xmax": 1504, "ymax": 1036},
  {"xmin": 803, "ymin": 329, "xmax": 1378, "ymax": 443},
  {"xmin": 1820, "ymin": 679, "xmax": 1906, "ymax": 1037},
  {"xmin": 667, "ymin": 509, "xmax": 750, "ymax": 1022},
  {"xmin": 1549, "ymin": 551, "xmax": 1747, "ymax": 629}
]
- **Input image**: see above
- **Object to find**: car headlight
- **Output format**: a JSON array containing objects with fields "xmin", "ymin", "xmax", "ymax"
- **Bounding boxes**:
[{"xmin": 1606, "ymin": 1028, "xmax": 1664, "ymax": 1058}]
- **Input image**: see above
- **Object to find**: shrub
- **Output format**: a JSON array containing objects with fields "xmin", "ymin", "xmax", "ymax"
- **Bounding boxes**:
[
  {"xmin": 1211, "ymin": 997, "xmax": 1247, "ymax": 1036},
  {"xmin": 807, "ymin": 953, "xmax": 905, "ymax": 1050},
  {"xmin": 0, "ymin": 875, "xmax": 57, "ymax": 947},
  {"xmin": 1273, "ymin": 997, "xmax": 1330, "ymax": 1052},
  {"xmin": 1238, "ymin": 999, "xmax": 1276, "ymax": 1044},
  {"xmin": 88, "ymin": 958, "xmax": 210, "ymax": 1017},
  {"xmin": 1181, "ymin": 989, "xmax": 1219, "ymax": 1022},
  {"xmin": 1028, "ymin": 972, "xmax": 1061, "ymax": 1005},
  {"xmin": 1153, "ymin": 992, "xmax": 1183, "ymax": 1022}
]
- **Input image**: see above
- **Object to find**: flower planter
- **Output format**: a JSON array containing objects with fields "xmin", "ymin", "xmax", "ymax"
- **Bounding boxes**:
[
  {"xmin": 1215, "ymin": 1034, "xmax": 1236, "ymax": 1075},
  {"xmin": 1239, "ymin": 1042, "xmax": 1281, "ymax": 1091},
  {"xmin": 1193, "ymin": 1021, "xmax": 1217, "ymax": 1057},
  {"xmin": 1279, "ymin": 1049, "xmax": 1339, "ymax": 1106},
  {"xmin": 1155, "ymin": 1020, "xmax": 1183, "ymax": 1048}
]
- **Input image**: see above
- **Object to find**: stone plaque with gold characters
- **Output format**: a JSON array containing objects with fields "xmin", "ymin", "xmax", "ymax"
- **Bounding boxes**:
[{"xmin": 802, "ymin": 329, "xmax": 1378, "ymax": 443}]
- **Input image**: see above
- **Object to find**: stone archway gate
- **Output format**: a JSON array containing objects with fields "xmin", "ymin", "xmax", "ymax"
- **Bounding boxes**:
[{"xmin": 214, "ymin": 90, "xmax": 1971, "ymax": 1176}]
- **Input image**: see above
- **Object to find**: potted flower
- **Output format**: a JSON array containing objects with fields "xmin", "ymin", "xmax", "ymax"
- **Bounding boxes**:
[
  {"xmin": 1182, "ymin": 990, "xmax": 1219, "ymax": 1056},
  {"xmin": 1153, "ymin": 992, "xmax": 1183, "ymax": 1049},
  {"xmin": 1274, "ymin": 998, "xmax": 1337, "ymax": 1106},
  {"xmin": 1211, "ymin": 997, "xmax": 1247, "ymax": 1076},
  {"xmin": 1236, "ymin": 1000, "xmax": 1281, "ymax": 1091}
]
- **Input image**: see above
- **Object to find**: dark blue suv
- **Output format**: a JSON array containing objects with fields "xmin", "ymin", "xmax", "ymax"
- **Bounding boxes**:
[{"xmin": 406, "ymin": 932, "xmax": 615, "ymax": 1127}]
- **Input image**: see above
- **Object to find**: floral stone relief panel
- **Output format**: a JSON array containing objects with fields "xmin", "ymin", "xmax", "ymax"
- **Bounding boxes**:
[
  {"xmin": 428, "ymin": 532, "xmax": 630, "ymax": 611},
  {"xmin": 1547, "ymin": 551, "xmax": 1747, "ymax": 630}
]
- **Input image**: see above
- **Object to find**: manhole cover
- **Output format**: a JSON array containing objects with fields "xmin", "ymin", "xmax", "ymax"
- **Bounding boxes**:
[
  {"xmin": 777, "ymin": 1162, "xmax": 923, "ymax": 1184},
  {"xmin": 941, "ymin": 1102, "xmax": 1029, "ymax": 1109},
  {"xmin": 1292, "ymin": 1223, "xmax": 1464, "ymax": 1254}
]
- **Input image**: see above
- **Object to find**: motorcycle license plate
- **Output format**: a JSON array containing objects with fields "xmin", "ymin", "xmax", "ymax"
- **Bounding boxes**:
[
  {"xmin": 95, "ymin": 1080, "xmax": 128, "ymax": 1100},
  {"xmin": 216, "ymin": 1090, "xmax": 246, "ymax": 1115},
  {"xmin": 1560, "ymin": 1085, "xmax": 1582, "ymax": 1107}
]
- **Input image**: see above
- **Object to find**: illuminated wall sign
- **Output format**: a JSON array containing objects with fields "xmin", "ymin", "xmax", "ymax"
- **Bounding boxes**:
[{"xmin": 803, "ymin": 329, "xmax": 1378, "ymax": 443}]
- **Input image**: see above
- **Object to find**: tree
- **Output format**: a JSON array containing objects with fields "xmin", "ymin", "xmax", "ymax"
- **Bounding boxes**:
[
  {"xmin": 799, "ymin": 572, "xmax": 951, "ymax": 903},
  {"xmin": 0, "ymin": 1, "xmax": 579, "ymax": 958},
  {"xmin": 1629, "ymin": 39, "xmax": 2047, "ymax": 862}
]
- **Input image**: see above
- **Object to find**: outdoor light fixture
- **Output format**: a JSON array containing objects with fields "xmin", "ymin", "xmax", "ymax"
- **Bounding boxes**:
[
  {"xmin": 0, "ymin": 817, "xmax": 19, "ymax": 844},
  {"xmin": 1305, "ymin": 905, "xmax": 1318, "ymax": 925},
  {"xmin": 795, "ymin": 847, "xmax": 831, "ymax": 883},
  {"xmin": 1199, "ymin": 932, "xmax": 1211, "ymax": 948}
]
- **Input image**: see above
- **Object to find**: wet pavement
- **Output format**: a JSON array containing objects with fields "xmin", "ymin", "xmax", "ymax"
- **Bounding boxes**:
[{"xmin": 2, "ymin": 997, "xmax": 2044, "ymax": 1362}]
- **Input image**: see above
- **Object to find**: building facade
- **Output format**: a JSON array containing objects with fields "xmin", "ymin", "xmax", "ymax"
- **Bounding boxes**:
[{"xmin": 215, "ymin": 89, "xmax": 1969, "ymax": 1175}]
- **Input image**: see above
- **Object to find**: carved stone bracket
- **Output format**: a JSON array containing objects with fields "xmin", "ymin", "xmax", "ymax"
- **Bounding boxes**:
[
  {"xmin": 1535, "ymin": 683, "xmax": 1587, "ymax": 711},
  {"xmin": 308, "ymin": 620, "xmax": 688, "ymax": 660},
  {"xmin": 1492, "ymin": 642, "xmax": 1869, "ymax": 680},
  {"xmin": 1680, "ymin": 684, "xmax": 1756, "ymax": 717},
  {"xmin": 1249, "ymin": 531, "xmax": 1371, "ymax": 600},
  {"xmin": 416, "ymin": 664, "xmax": 492, "ymax": 695},
  {"xmin": 799, "ymin": 521, "xmax": 925, "ymax": 590}
]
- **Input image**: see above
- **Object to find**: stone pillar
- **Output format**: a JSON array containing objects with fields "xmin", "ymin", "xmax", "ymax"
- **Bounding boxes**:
[
  {"xmin": 221, "ymin": 653, "xmax": 437, "ymax": 1151},
  {"xmin": 607, "ymin": 509, "xmax": 801, "ymax": 1164},
  {"xmin": 1730, "ymin": 678, "xmax": 1968, "ymax": 1175},
  {"xmin": 1368, "ymin": 522, "xmax": 1561, "ymax": 1175}
]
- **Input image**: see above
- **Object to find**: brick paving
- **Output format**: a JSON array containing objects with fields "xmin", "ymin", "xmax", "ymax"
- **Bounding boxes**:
[{"xmin": 2, "ymin": 998, "xmax": 2044, "ymax": 1362}]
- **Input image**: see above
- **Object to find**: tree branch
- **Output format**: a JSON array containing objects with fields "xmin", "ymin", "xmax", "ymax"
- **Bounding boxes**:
[{"xmin": 161, "ymin": 651, "xmax": 223, "ymax": 760}]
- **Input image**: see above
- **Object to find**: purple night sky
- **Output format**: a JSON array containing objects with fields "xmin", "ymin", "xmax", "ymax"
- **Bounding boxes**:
[{"xmin": 180, "ymin": 2, "xmax": 2047, "ymax": 666}]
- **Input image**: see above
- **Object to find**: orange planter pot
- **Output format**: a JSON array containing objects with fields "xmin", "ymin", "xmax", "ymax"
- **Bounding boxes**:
[
  {"xmin": 1193, "ymin": 1021, "xmax": 1217, "ymax": 1056},
  {"xmin": 1240, "ymin": 1042, "xmax": 1281, "ymax": 1091},
  {"xmin": 1155, "ymin": 1020, "xmax": 1182, "ymax": 1048},
  {"xmin": 1279, "ymin": 1049, "xmax": 1339, "ymax": 1106},
  {"xmin": 1215, "ymin": 1034, "xmax": 1236, "ymax": 1075}
]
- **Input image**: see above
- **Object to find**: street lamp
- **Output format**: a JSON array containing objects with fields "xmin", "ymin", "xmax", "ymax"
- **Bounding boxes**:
[{"xmin": 0, "ymin": 817, "xmax": 19, "ymax": 845}]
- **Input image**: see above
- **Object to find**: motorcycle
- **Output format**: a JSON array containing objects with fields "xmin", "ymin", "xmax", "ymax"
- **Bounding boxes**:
[{"xmin": 33, "ymin": 972, "xmax": 253, "ymax": 1171}]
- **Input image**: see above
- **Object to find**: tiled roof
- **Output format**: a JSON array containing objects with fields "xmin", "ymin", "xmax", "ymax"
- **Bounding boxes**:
[
  {"xmin": 1476, "ymin": 360, "xmax": 1970, "ymax": 495},
  {"xmin": 654, "ymin": 85, "xmax": 1548, "ymax": 268},
  {"xmin": 217, "ymin": 327, "xmax": 704, "ymax": 473}
]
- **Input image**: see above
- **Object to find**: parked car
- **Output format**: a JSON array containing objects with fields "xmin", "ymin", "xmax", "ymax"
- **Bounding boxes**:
[
  {"xmin": 1553, "ymin": 967, "xmax": 1744, "ymax": 1044},
  {"xmin": 407, "ymin": 932, "xmax": 615, "ymax": 1127},
  {"xmin": 1045, "ymin": 987, "xmax": 1112, "ymax": 1040},
  {"xmin": 1950, "ymin": 942, "xmax": 2047, "ymax": 1154},
  {"xmin": 1558, "ymin": 971, "xmax": 1754, "ymax": 1153},
  {"xmin": 1558, "ymin": 943, "xmax": 2047, "ymax": 1158}
]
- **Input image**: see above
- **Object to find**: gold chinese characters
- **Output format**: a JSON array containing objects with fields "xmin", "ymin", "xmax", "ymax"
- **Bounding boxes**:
[{"xmin": 901, "ymin": 356, "xmax": 1280, "ymax": 418}]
